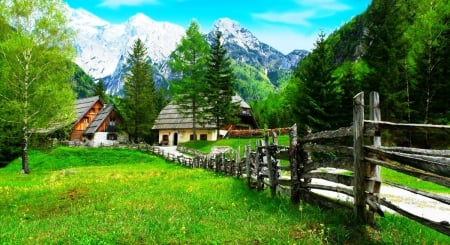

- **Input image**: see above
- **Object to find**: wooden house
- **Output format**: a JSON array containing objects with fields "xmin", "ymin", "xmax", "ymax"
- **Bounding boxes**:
[
  {"xmin": 70, "ymin": 96, "xmax": 127, "ymax": 146},
  {"xmin": 152, "ymin": 95, "xmax": 257, "ymax": 146}
]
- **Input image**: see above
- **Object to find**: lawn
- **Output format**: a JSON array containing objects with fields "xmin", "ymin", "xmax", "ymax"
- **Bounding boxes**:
[{"xmin": 0, "ymin": 147, "xmax": 448, "ymax": 244}]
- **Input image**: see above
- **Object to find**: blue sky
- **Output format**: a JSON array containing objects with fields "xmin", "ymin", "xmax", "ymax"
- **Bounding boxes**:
[{"xmin": 64, "ymin": 0, "xmax": 371, "ymax": 53}]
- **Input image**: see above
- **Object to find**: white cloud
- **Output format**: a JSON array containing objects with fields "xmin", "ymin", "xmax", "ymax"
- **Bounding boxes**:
[
  {"xmin": 99, "ymin": 0, "xmax": 158, "ymax": 8},
  {"xmin": 252, "ymin": 10, "xmax": 315, "ymax": 26},
  {"xmin": 296, "ymin": 0, "xmax": 350, "ymax": 11}
]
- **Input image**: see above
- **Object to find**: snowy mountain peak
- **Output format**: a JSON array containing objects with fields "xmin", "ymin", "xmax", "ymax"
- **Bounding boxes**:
[
  {"xmin": 68, "ymin": 7, "xmax": 307, "ymax": 95},
  {"xmin": 212, "ymin": 18, "xmax": 260, "ymax": 52},
  {"xmin": 69, "ymin": 8, "xmax": 185, "ymax": 92},
  {"xmin": 69, "ymin": 8, "xmax": 109, "ymax": 27},
  {"xmin": 128, "ymin": 12, "xmax": 155, "ymax": 26}
]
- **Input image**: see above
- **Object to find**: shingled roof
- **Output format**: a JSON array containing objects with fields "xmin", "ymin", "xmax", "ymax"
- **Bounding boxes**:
[
  {"xmin": 74, "ymin": 96, "xmax": 103, "ymax": 124},
  {"xmin": 153, "ymin": 94, "xmax": 255, "ymax": 130},
  {"xmin": 152, "ymin": 103, "xmax": 215, "ymax": 130},
  {"xmin": 85, "ymin": 104, "xmax": 115, "ymax": 135}
]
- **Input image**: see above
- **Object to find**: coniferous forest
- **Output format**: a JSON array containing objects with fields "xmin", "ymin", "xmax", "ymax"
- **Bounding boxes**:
[
  {"xmin": 1, "ymin": 0, "xmax": 449, "ymax": 166},
  {"xmin": 252, "ymin": 0, "xmax": 449, "ymax": 142}
]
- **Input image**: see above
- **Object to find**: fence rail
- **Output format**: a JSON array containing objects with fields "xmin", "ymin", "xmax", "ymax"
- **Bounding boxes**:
[{"xmin": 102, "ymin": 91, "xmax": 449, "ymax": 236}]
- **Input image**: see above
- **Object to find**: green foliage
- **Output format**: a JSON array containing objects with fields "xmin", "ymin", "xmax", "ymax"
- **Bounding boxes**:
[
  {"xmin": 70, "ymin": 63, "xmax": 95, "ymax": 99},
  {"xmin": 251, "ymin": 92, "xmax": 296, "ymax": 128},
  {"xmin": 168, "ymin": 20, "xmax": 210, "ymax": 140},
  {"xmin": 205, "ymin": 30, "xmax": 239, "ymax": 138},
  {"xmin": 276, "ymin": 0, "xmax": 449, "ymax": 141},
  {"xmin": 92, "ymin": 79, "xmax": 107, "ymax": 102},
  {"xmin": 122, "ymin": 38, "xmax": 156, "ymax": 143},
  {"xmin": 233, "ymin": 62, "xmax": 275, "ymax": 102},
  {"xmin": 0, "ymin": 0, "xmax": 76, "ymax": 173},
  {"xmin": 290, "ymin": 32, "xmax": 344, "ymax": 131}
]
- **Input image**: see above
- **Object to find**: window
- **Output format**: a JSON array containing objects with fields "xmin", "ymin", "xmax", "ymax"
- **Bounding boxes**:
[
  {"xmin": 107, "ymin": 133, "xmax": 117, "ymax": 140},
  {"xmin": 190, "ymin": 134, "xmax": 194, "ymax": 141},
  {"xmin": 83, "ymin": 117, "xmax": 89, "ymax": 123},
  {"xmin": 200, "ymin": 134, "xmax": 207, "ymax": 141}
]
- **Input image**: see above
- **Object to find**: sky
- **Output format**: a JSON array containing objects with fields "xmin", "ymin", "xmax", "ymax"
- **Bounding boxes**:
[{"xmin": 64, "ymin": 0, "xmax": 371, "ymax": 54}]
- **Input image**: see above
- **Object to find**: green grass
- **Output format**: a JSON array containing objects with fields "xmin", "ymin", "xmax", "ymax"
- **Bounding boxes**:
[
  {"xmin": 0, "ymin": 147, "xmax": 448, "ymax": 244},
  {"xmin": 381, "ymin": 167, "xmax": 449, "ymax": 193},
  {"xmin": 180, "ymin": 135, "xmax": 290, "ymax": 155}
]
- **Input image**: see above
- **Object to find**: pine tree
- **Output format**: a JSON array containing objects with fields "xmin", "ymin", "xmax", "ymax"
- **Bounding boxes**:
[
  {"xmin": 291, "ymin": 31, "xmax": 342, "ymax": 132},
  {"xmin": 362, "ymin": 0, "xmax": 411, "ymax": 122},
  {"xmin": 93, "ymin": 79, "xmax": 107, "ymax": 102},
  {"xmin": 205, "ymin": 30, "xmax": 238, "ymax": 139},
  {"xmin": 0, "ymin": 0, "xmax": 76, "ymax": 174},
  {"xmin": 122, "ymin": 39, "xmax": 155, "ymax": 143},
  {"xmin": 168, "ymin": 20, "xmax": 210, "ymax": 140}
]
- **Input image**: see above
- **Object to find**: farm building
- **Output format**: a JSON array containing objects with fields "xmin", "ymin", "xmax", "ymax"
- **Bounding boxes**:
[
  {"xmin": 70, "ymin": 96, "xmax": 127, "ymax": 146},
  {"xmin": 152, "ymin": 95, "xmax": 257, "ymax": 146}
]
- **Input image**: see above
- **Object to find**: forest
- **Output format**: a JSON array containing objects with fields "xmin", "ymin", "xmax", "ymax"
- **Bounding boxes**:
[
  {"xmin": 252, "ymin": 0, "xmax": 450, "ymax": 140},
  {"xmin": 1, "ymin": 0, "xmax": 449, "ymax": 167}
]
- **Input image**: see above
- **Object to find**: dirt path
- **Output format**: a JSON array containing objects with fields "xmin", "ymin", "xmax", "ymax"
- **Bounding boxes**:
[{"xmin": 156, "ymin": 146, "xmax": 449, "ymax": 223}]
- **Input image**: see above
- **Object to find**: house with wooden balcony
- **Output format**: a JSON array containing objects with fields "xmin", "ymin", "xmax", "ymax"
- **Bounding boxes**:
[{"xmin": 70, "ymin": 96, "xmax": 127, "ymax": 146}]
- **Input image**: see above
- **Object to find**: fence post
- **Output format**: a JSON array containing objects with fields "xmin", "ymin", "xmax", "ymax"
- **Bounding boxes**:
[
  {"xmin": 265, "ymin": 132, "xmax": 276, "ymax": 197},
  {"xmin": 290, "ymin": 124, "xmax": 301, "ymax": 204},
  {"xmin": 353, "ymin": 92, "xmax": 367, "ymax": 223},
  {"xmin": 255, "ymin": 141, "xmax": 263, "ymax": 191},
  {"xmin": 245, "ymin": 144, "xmax": 251, "ymax": 187},
  {"xmin": 236, "ymin": 146, "xmax": 241, "ymax": 178},
  {"xmin": 367, "ymin": 91, "xmax": 383, "ymax": 224}
]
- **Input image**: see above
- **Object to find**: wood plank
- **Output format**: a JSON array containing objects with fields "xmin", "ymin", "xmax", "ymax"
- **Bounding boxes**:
[
  {"xmin": 353, "ymin": 92, "xmax": 367, "ymax": 222},
  {"xmin": 378, "ymin": 147, "xmax": 450, "ymax": 163},
  {"xmin": 289, "ymin": 124, "xmax": 301, "ymax": 204},
  {"xmin": 364, "ymin": 157, "xmax": 450, "ymax": 188},
  {"xmin": 302, "ymin": 172, "xmax": 353, "ymax": 186},
  {"xmin": 299, "ymin": 126, "xmax": 353, "ymax": 143},
  {"xmin": 364, "ymin": 120, "xmax": 450, "ymax": 135},
  {"xmin": 303, "ymin": 157, "xmax": 353, "ymax": 172},
  {"xmin": 379, "ymin": 146, "xmax": 450, "ymax": 158},
  {"xmin": 380, "ymin": 198, "xmax": 450, "ymax": 236},
  {"xmin": 303, "ymin": 143, "xmax": 353, "ymax": 155},
  {"xmin": 365, "ymin": 146, "xmax": 450, "ymax": 177},
  {"xmin": 306, "ymin": 183, "xmax": 354, "ymax": 197}
]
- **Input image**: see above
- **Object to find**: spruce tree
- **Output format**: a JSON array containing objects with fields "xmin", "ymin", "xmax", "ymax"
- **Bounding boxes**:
[
  {"xmin": 362, "ymin": 0, "xmax": 411, "ymax": 122},
  {"xmin": 291, "ymin": 31, "xmax": 342, "ymax": 132},
  {"xmin": 168, "ymin": 20, "xmax": 210, "ymax": 140},
  {"xmin": 205, "ymin": 30, "xmax": 237, "ymax": 139},
  {"xmin": 93, "ymin": 79, "xmax": 107, "ymax": 102},
  {"xmin": 122, "ymin": 38, "xmax": 155, "ymax": 143}
]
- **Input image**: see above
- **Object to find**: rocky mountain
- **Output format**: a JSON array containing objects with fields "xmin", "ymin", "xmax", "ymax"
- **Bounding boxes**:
[
  {"xmin": 208, "ymin": 18, "xmax": 308, "ymax": 71},
  {"xmin": 68, "ymin": 8, "xmax": 308, "ymax": 95}
]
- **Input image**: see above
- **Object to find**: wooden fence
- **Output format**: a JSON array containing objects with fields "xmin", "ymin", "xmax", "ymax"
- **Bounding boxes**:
[{"xmin": 132, "ymin": 91, "xmax": 449, "ymax": 236}]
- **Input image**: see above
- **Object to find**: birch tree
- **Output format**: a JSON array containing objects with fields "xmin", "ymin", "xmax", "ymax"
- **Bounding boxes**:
[{"xmin": 0, "ymin": 0, "xmax": 76, "ymax": 173}]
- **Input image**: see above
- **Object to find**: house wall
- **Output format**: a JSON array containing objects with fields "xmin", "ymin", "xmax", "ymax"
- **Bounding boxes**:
[
  {"xmin": 158, "ymin": 129, "xmax": 218, "ymax": 146},
  {"xmin": 70, "ymin": 101, "xmax": 104, "ymax": 141},
  {"xmin": 86, "ymin": 132, "xmax": 129, "ymax": 147}
]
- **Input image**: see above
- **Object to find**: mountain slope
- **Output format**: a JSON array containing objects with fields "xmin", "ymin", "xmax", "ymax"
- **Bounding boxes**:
[{"xmin": 68, "ymin": 8, "xmax": 308, "ymax": 96}]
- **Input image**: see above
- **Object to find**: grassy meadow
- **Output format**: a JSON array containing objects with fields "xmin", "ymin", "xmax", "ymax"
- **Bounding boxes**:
[{"xmin": 0, "ymin": 147, "xmax": 449, "ymax": 244}]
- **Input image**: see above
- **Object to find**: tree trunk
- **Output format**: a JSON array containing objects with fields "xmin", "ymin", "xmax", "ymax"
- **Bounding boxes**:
[
  {"xmin": 22, "ymin": 49, "xmax": 31, "ymax": 174},
  {"xmin": 21, "ymin": 132, "xmax": 30, "ymax": 174}
]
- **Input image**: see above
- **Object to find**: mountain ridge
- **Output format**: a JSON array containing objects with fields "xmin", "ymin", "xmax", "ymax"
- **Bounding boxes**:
[{"xmin": 68, "ymin": 7, "xmax": 308, "ymax": 95}]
